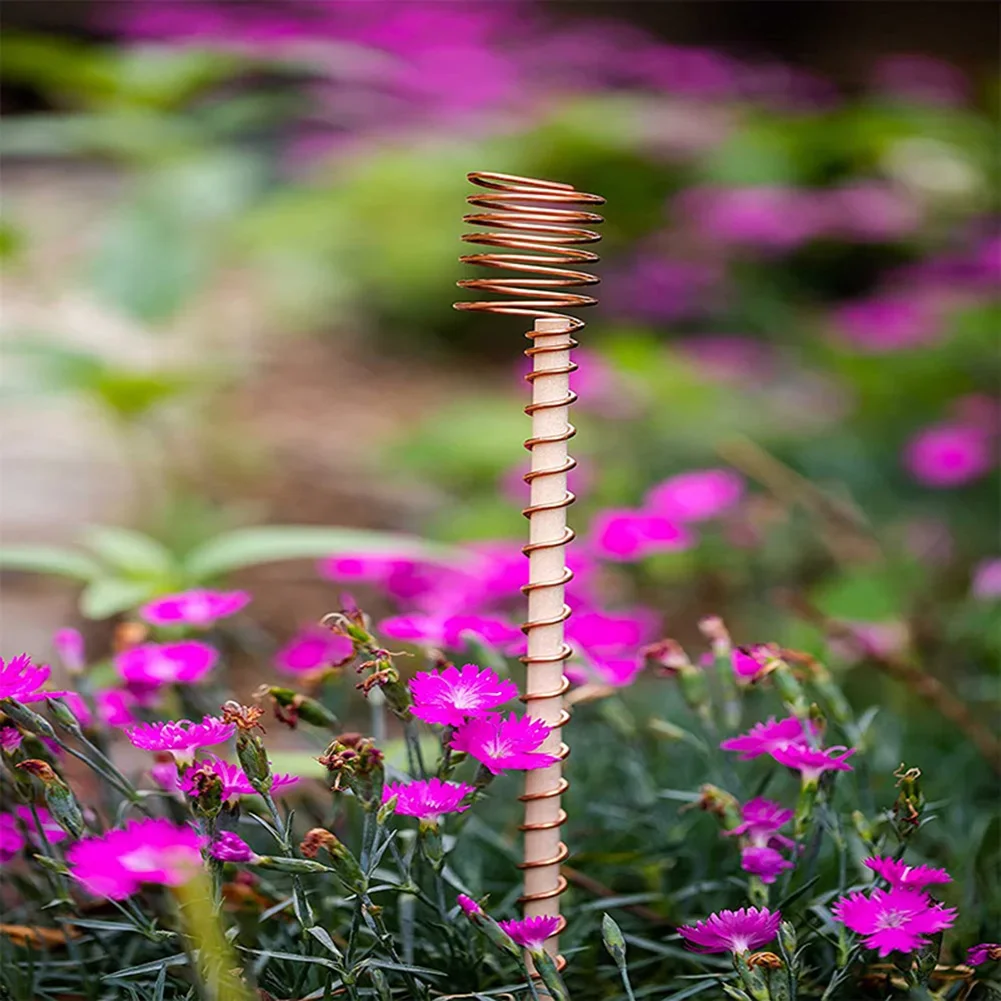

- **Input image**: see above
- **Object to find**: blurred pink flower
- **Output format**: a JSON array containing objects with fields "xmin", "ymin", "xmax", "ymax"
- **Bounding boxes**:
[
  {"xmin": 566, "ymin": 608, "xmax": 658, "ymax": 687},
  {"xmin": 14, "ymin": 806, "xmax": 69, "ymax": 845},
  {"xmin": 140, "ymin": 589, "xmax": 250, "ymax": 628},
  {"xmin": 950, "ymin": 394, "xmax": 1001, "ymax": 434},
  {"xmin": 873, "ymin": 55, "xmax": 969, "ymax": 106},
  {"xmin": 604, "ymin": 256, "xmax": 719, "ymax": 323},
  {"xmin": 720, "ymin": 716, "xmax": 818, "ymax": 760},
  {"xmin": 824, "ymin": 183, "xmax": 921, "ymax": 242},
  {"xmin": 179, "ymin": 755, "xmax": 298, "ymax": 803},
  {"xmin": 127, "ymin": 716, "xmax": 235, "ymax": 764},
  {"xmin": 645, "ymin": 469, "xmax": 744, "ymax": 522},
  {"xmin": 0, "ymin": 813, "xmax": 25, "ymax": 862},
  {"xmin": 679, "ymin": 186, "xmax": 823, "ymax": 250},
  {"xmin": 410, "ymin": 664, "xmax": 518, "ymax": 727},
  {"xmin": 115, "ymin": 641, "xmax": 219, "ymax": 688},
  {"xmin": 590, "ymin": 508, "xmax": 694, "ymax": 561},
  {"xmin": 675, "ymin": 335, "xmax": 777, "ymax": 384},
  {"xmin": 62, "ymin": 690, "xmax": 138, "ymax": 729},
  {"xmin": 903, "ymin": 423, "xmax": 995, "ymax": 487},
  {"xmin": 832, "ymin": 295, "xmax": 941, "ymax": 352},
  {"xmin": 53, "ymin": 629, "xmax": 85, "ymax": 674},
  {"xmin": 972, "ymin": 558, "xmax": 1001, "ymax": 600},
  {"xmin": 274, "ymin": 628, "xmax": 354, "ymax": 675},
  {"xmin": 740, "ymin": 845, "xmax": 794, "ymax": 884},
  {"xmin": 0, "ymin": 726, "xmax": 22, "ymax": 753},
  {"xmin": 450, "ymin": 713, "xmax": 558, "ymax": 775},
  {"xmin": 379, "ymin": 612, "xmax": 523, "ymax": 653},
  {"xmin": 832, "ymin": 888, "xmax": 956, "ymax": 957},
  {"xmin": 771, "ymin": 743, "xmax": 855, "ymax": 783}
]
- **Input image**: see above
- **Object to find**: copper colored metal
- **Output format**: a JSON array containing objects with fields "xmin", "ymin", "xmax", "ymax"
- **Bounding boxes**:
[{"xmin": 455, "ymin": 171, "xmax": 604, "ymax": 972}]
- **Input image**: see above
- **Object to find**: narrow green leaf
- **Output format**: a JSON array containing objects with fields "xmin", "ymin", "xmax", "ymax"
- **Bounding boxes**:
[
  {"xmin": 102, "ymin": 953, "xmax": 189, "ymax": 981},
  {"xmin": 0, "ymin": 545, "xmax": 101, "ymax": 581},
  {"xmin": 79, "ymin": 577, "xmax": 156, "ymax": 619},
  {"xmin": 81, "ymin": 525, "xmax": 176, "ymax": 577}
]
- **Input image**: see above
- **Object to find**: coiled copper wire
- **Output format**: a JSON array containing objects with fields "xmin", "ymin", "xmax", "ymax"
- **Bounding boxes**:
[{"xmin": 454, "ymin": 171, "xmax": 604, "ymax": 973}]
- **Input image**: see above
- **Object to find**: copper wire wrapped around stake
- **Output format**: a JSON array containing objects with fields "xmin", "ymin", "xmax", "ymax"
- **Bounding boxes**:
[{"xmin": 454, "ymin": 171, "xmax": 604, "ymax": 972}]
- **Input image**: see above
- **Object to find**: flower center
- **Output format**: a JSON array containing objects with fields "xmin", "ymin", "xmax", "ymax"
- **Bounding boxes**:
[{"xmin": 876, "ymin": 909, "xmax": 908, "ymax": 930}]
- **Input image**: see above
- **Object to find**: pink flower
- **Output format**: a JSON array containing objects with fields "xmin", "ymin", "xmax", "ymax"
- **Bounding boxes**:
[
  {"xmin": 456, "ymin": 893, "xmax": 483, "ymax": 918},
  {"xmin": 14, "ymin": 805, "xmax": 69, "ymax": 845},
  {"xmin": 968, "ymin": 943, "xmax": 1001, "ymax": 966},
  {"xmin": 771, "ymin": 743, "xmax": 855, "ymax": 783},
  {"xmin": 904, "ymin": 423, "xmax": 995, "ymax": 488},
  {"xmin": 0, "ymin": 813, "xmax": 25, "ymax": 863},
  {"xmin": 863, "ymin": 856, "xmax": 952, "ymax": 890},
  {"xmin": 410, "ymin": 664, "xmax": 518, "ymax": 727},
  {"xmin": 210, "ymin": 832, "xmax": 257, "ymax": 863},
  {"xmin": 115, "ymin": 641, "xmax": 219, "ymax": 688},
  {"xmin": 645, "ymin": 469, "xmax": 744, "ymax": 522},
  {"xmin": 832, "ymin": 888, "xmax": 956, "ymax": 957},
  {"xmin": 127, "ymin": 717, "xmax": 236, "ymax": 764},
  {"xmin": 139, "ymin": 589, "xmax": 251, "ymax": 628},
  {"xmin": 0, "ymin": 725, "xmax": 23, "ymax": 753},
  {"xmin": 676, "ymin": 336, "xmax": 777, "ymax": 384},
  {"xmin": 720, "ymin": 716, "xmax": 818, "ymax": 760},
  {"xmin": 275, "ymin": 628, "xmax": 355, "ymax": 674},
  {"xmin": 379, "ymin": 613, "xmax": 523, "ymax": 653},
  {"xmin": 833, "ymin": 296, "xmax": 941, "ymax": 352},
  {"xmin": 731, "ymin": 647, "xmax": 770, "ymax": 682},
  {"xmin": 61, "ymin": 690, "xmax": 138, "ymax": 729},
  {"xmin": 382, "ymin": 778, "xmax": 474, "ymax": 823},
  {"xmin": 679, "ymin": 906, "xmax": 782, "ymax": 954},
  {"xmin": 178, "ymin": 755, "xmax": 298, "ymax": 803},
  {"xmin": 0, "ymin": 654, "xmax": 63, "ymax": 703},
  {"xmin": 591, "ymin": 508, "xmax": 694, "ymax": 561},
  {"xmin": 741, "ymin": 845, "xmax": 794, "ymax": 884},
  {"xmin": 728, "ymin": 798, "xmax": 795, "ymax": 849},
  {"xmin": 566, "ymin": 608, "xmax": 659, "ymax": 688},
  {"xmin": 65, "ymin": 818, "xmax": 206, "ymax": 900},
  {"xmin": 604, "ymin": 256, "xmax": 718, "ymax": 325},
  {"xmin": 498, "ymin": 915, "xmax": 562, "ymax": 951},
  {"xmin": 680, "ymin": 186, "xmax": 823, "ymax": 250},
  {"xmin": 824, "ymin": 183, "xmax": 921, "ymax": 242},
  {"xmin": 450, "ymin": 714, "xmax": 559, "ymax": 775},
  {"xmin": 972, "ymin": 558, "xmax": 1001, "ymax": 600},
  {"xmin": 53, "ymin": 629, "xmax": 86, "ymax": 674}
]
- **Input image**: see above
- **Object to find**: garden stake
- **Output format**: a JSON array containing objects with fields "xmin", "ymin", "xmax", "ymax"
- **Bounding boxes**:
[{"xmin": 455, "ymin": 171, "xmax": 604, "ymax": 972}]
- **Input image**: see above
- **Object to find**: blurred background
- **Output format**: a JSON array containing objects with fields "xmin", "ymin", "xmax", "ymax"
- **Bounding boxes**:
[{"xmin": 1, "ymin": 0, "xmax": 998, "ymax": 718}]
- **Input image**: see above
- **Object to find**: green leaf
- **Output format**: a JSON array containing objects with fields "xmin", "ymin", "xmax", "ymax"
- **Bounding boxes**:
[
  {"xmin": 0, "ymin": 545, "xmax": 101, "ymax": 581},
  {"xmin": 102, "ymin": 953, "xmax": 189, "ymax": 981},
  {"xmin": 184, "ymin": 525, "xmax": 450, "ymax": 580},
  {"xmin": 80, "ymin": 577, "xmax": 157, "ymax": 620},
  {"xmin": 81, "ymin": 526, "xmax": 177, "ymax": 577},
  {"xmin": 812, "ymin": 569, "xmax": 908, "ymax": 622}
]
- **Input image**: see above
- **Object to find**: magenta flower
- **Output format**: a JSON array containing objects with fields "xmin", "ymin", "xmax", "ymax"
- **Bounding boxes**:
[
  {"xmin": 972, "ymin": 558, "xmax": 1001, "ymax": 600},
  {"xmin": 679, "ymin": 906, "xmax": 782, "ymax": 954},
  {"xmin": 832, "ymin": 888, "xmax": 956, "ymax": 957},
  {"xmin": 731, "ymin": 647, "xmax": 770, "ymax": 682},
  {"xmin": 904, "ymin": 423, "xmax": 995, "ymax": 488},
  {"xmin": 968, "ymin": 943, "xmax": 1001, "ymax": 966},
  {"xmin": 127, "ymin": 716, "xmax": 236, "ymax": 764},
  {"xmin": 833, "ymin": 295, "xmax": 941, "ymax": 353},
  {"xmin": 0, "ymin": 654, "xmax": 64, "ymax": 703},
  {"xmin": 410, "ymin": 664, "xmax": 518, "ymax": 727},
  {"xmin": 53, "ymin": 628, "xmax": 85, "ymax": 674},
  {"xmin": 450, "ymin": 714, "xmax": 559, "ymax": 775},
  {"xmin": 209, "ymin": 832, "xmax": 258, "ymax": 863},
  {"xmin": 720, "ymin": 716, "xmax": 818, "ymax": 760},
  {"xmin": 676, "ymin": 336, "xmax": 777, "ymax": 385},
  {"xmin": 679, "ymin": 186, "xmax": 823, "ymax": 250},
  {"xmin": 824, "ymin": 183, "xmax": 921, "ymax": 242},
  {"xmin": 139, "ymin": 589, "xmax": 251, "ymax": 628},
  {"xmin": 729, "ymin": 798, "xmax": 795, "ymax": 849},
  {"xmin": 274, "ymin": 627, "xmax": 355, "ymax": 675},
  {"xmin": 591, "ymin": 508, "xmax": 694, "ymax": 561},
  {"xmin": 382, "ymin": 778, "xmax": 474, "ymax": 823},
  {"xmin": 115, "ymin": 641, "xmax": 219, "ymax": 688},
  {"xmin": 863, "ymin": 856, "xmax": 952, "ymax": 890},
  {"xmin": 66, "ymin": 818, "xmax": 206, "ymax": 899},
  {"xmin": 498, "ymin": 915, "xmax": 562, "ymax": 952},
  {"xmin": 379, "ymin": 613, "xmax": 523, "ymax": 653},
  {"xmin": 179, "ymin": 755, "xmax": 298, "ymax": 804},
  {"xmin": 0, "ymin": 813, "xmax": 25, "ymax": 863},
  {"xmin": 0, "ymin": 725, "xmax": 23, "ymax": 753},
  {"xmin": 771, "ymin": 743, "xmax": 855, "ymax": 783},
  {"xmin": 741, "ymin": 845, "xmax": 795, "ymax": 884},
  {"xmin": 456, "ymin": 893, "xmax": 483, "ymax": 918},
  {"xmin": 14, "ymin": 805, "xmax": 69, "ymax": 845},
  {"xmin": 645, "ymin": 469, "xmax": 744, "ymax": 523},
  {"xmin": 62, "ymin": 690, "xmax": 138, "ymax": 729}
]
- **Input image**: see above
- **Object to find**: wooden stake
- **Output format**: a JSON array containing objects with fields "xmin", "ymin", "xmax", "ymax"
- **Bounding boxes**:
[{"xmin": 522, "ymin": 315, "xmax": 574, "ymax": 964}]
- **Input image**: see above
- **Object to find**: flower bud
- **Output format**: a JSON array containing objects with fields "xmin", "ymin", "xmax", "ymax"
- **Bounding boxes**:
[
  {"xmin": 33, "ymin": 853, "xmax": 69, "ymax": 875},
  {"xmin": 300, "ymin": 828, "xmax": 366, "ymax": 891},
  {"xmin": 735, "ymin": 951, "xmax": 772, "ymax": 1001},
  {"xmin": 255, "ymin": 856, "xmax": 333, "ymax": 875},
  {"xmin": 851, "ymin": 810, "xmax": 875, "ymax": 846},
  {"xmin": 368, "ymin": 968, "xmax": 392, "ymax": 1001},
  {"xmin": 376, "ymin": 794, "xmax": 398, "ymax": 826},
  {"xmin": 236, "ymin": 731, "xmax": 272, "ymax": 794},
  {"xmin": 0, "ymin": 699, "xmax": 56, "ymax": 739},
  {"xmin": 778, "ymin": 921, "xmax": 797, "ymax": 959},
  {"xmin": 256, "ymin": 686, "xmax": 340, "ymax": 731},
  {"xmin": 47, "ymin": 697, "xmax": 82, "ymax": 734},
  {"xmin": 533, "ymin": 949, "xmax": 570, "ymax": 1001},
  {"xmin": 318, "ymin": 733, "xmax": 384, "ymax": 807},
  {"xmin": 418, "ymin": 824, "xmax": 444, "ymax": 869},
  {"xmin": 17, "ymin": 761, "xmax": 85, "ymax": 838},
  {"xmin": 692, "ymin": 783, "xmax": 742, "ymax": 831},
  {"xmin": 601, "ymin": 913, "xmax": 627, "ymax": 967},
  {"xmin": 892, "ymin": 763, "xmax": 924, "ymax": 834}
]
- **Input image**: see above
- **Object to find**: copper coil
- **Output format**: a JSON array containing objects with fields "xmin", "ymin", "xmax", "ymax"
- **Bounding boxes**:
[{"xmin": 455, "ymin": 171, "xmax": 603, "ymax": 971}]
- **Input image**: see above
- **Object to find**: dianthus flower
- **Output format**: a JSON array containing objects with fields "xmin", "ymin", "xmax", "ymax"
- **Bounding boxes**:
[
  {"xmin": 62, "ymin": 690, "xmax": 138, "ymax": 729},
  {"xmin": 15, "ymin": 805, "xmax": 69, "ymax": 845},
  {"xmin": 379, "ymin": 613, "xmax": 523, "ymax": 653},
  {"xmin": 770, "ymin": 743, "xmax": 855, "ymax": 783},
  {"xmin": 863, "ymin": 855, "xmax": 952, "ymax": 890},
  {"xmin": 450, "ymin": 714, "xmax": 559, "ymax": 775},
  {"xmin": 679, "ymin": 906, "xmax": 782, "ymax": 954},
  {"xmin": 728, "ymin": 798, "xmax": 795, "ymax": 849},
  {"xmin": 0, "ymin": 654, "xmax": 65, "ymax": 703},
  {"xmin": 382, "ymin": 778, "xmax": 474, "ymax": 824},
  {"xmin": 53, "ymin": 628, "xmax": 86, "ymax": 674},
  {"xmin": 740, "ymin": 845, "xmax": 795, "ymax": 884},
  {"xmin": 645, "ymin": 469, "xmax": 744, "ymax": 522},
  {"xmin": 456, "ymin": 893, "xmax": 483, "ymax": 917},
  {"xmin": 903, "ymin": 423, "xmax": 994, "ymax": 488},
  {"xmin": 730, "ymin": 646, "xmax": 774, "ymax": 682},
  {"xmin": 127, "ymin": 716, "xmax": 236, "ymax": 764},
  {"xmin": 115, "ymin": 641, "xmax": 218, "ymax": 688},
  {"xmin": 720, "ymin": 716, "xmax": 818, "ymax": 760},
  {"xmin": 65, "ymin": 818, "xmax": 206, "ymax": 899},
  {"xmin": 274, "ymin": 627, "xmax": 355, "ymax": 674},
  {"xmin": 0, "ymin": 812, "xmax": 25, "ymax": 862},
  {"xmin": 498, "ymin": 915, "xmax": 562, "ymax": 952},
  {"xmin": 0, "ymin": 725, "xmax": 22, "ymax": 753},
  {"xmin": 968, "ymin": 943, "xmax": 1001, "ymax": 966},
  {"xmin": 832, "ymin": 888, "xmax": 956, "ymax": 957},
  {"xmin": 209, "ymin": 831, "xmax": 258, "ymax": 863},
  {"xmin": 410, "ymin": 664, "xmax": 518, "ymax": 727},
  {"xmin": 139, "ymin": 589, "xmax": 251, "ymax": 628},
  {"xmin": 590, "ymin": 508, "xmax": 694, "ymax": 561},
  {"xmin": 179, "ymin": 755, "xmax": 298, "ymax": 804}
]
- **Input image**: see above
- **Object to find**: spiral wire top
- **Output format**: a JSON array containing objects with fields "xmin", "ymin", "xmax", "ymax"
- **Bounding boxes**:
[{"xmin": 455, "ymin": 172, "xmax": 604, "ymax": 971}]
